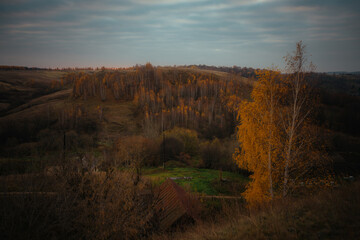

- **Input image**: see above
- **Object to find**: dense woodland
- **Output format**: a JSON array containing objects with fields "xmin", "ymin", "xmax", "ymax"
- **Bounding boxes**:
[{"xmin": 66, "ymin": 64, "xmax": 252, "ymax": 138}]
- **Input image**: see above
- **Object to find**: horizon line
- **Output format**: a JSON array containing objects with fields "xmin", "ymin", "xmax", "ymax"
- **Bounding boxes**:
[{"xmin": 0, "ymin": 64, "xmax": 359, "ymax": 74}]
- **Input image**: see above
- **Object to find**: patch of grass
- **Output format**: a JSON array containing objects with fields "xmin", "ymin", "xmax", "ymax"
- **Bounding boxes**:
[{"xmin": 143, "ymin": 167, "xmax": 248, "ymax": 195}]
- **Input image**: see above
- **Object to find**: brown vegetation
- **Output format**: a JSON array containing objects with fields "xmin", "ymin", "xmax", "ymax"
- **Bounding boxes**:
[
  {"xmin": 151, "ymin": 181, "xmax": 360, "ymax": 240},
  {"xmin": 0, "ymin": 169, "xmax": 157, "ymax": 240},
  {"xmin": 66, "ymin": 64, "xmax": 252, "ymax": 138}
]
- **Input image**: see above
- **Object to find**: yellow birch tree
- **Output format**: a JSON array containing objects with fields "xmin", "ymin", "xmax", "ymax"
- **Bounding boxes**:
[
  {"xmin": 234, "ymin": 69, "xmax": 283, "ymax": 207},
  {"xmin": 234, "ymin": 42, "xmax": 330, "ymax": 207}
]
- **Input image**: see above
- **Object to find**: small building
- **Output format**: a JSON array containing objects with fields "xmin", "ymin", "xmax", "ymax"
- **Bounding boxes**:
[{"xmin": 155, "ymin": 179, "xmax": 200, "ymax": 230}]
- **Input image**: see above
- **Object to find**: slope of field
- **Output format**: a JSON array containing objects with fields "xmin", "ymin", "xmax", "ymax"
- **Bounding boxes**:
[
  {"xmin": 4, "ymin": 89, "xmax": 72, "ymax": 117},
  {"xmin": 71, "ymin": 98, "xmax": 142, "ymax": 138},
  {"xmin": 0, "ymin": 70, "xmax": 65, "ymax": 115}
]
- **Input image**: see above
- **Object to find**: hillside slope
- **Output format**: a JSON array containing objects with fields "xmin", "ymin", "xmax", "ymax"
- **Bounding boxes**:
[{"xmin": 0, "ymin": 70, "xmax": 65, "ymax": 115}]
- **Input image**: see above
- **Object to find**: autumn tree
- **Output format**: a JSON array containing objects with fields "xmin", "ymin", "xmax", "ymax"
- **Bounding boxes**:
[
  {"xmin": 115, "ymin": 136, "xmax": 150, "ymax": 185},
  {"xmin": 234, "ymin": 69, "xmax": 283, "ymax": 207},
  {"xmin": 234, "ymin": 41, "xmax": 325, "ymax": 207},
  {"xmin": 68, "ymin": 64, "xmax": 249, "ymax": 137}
]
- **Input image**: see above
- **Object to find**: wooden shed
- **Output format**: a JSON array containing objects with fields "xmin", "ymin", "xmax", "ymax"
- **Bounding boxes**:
[{"xmin": 155, "ymin": 178, "xmax": 200, "ymax": 230}]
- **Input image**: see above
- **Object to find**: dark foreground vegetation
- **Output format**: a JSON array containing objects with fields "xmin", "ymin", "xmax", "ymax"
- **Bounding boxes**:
[
  {"xmin": 2, "ymin": 170, "xmax": 358, "ymax": 240},
  {"xmin": 152, "ymin": 181, "xmax": 360, "ymax": 240}
]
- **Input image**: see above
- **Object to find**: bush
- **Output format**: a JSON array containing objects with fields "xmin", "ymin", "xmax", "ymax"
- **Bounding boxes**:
[
  {"xmin": 0, "ymin": 170, "xmax": 157, "ymax": 240},
  {"xmin": 200, "ymin": 138, "xmax": 224, "ymax": 169},
  {"xmin": 161, "ymin": 136, "xmax": 184, "ymax": 162},
  {"xmin": 200, "ymin": 138, "xmax": 237, "ymax": 171},
  {"xmin": 37, "ymin": 129, "xmax": 62, "ymax": 151},
  {"xmin": 114, "ymin": 135, "xmax": 161, "ymax": 178},
  {"xmin": 163, "ymin": 127, "xmax": 199, "ymax": 157}
]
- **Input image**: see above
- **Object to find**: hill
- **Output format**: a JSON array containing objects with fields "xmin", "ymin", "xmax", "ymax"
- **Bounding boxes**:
[
  {"xmin": 1, "ymin": 66, "xmax": 360, "ymax": 175},
  {"xmin": 0, "ymin": 66, "xmax": 253, "ymax": 177},
  {"xmin": 0, "ymin": 70, "xmax": 66, "ymax": 115}
]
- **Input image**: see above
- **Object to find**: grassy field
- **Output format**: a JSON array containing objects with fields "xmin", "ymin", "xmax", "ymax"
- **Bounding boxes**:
[{"xmin": 143, "ymin": 166, "xmax": 248, "ymax": 195}]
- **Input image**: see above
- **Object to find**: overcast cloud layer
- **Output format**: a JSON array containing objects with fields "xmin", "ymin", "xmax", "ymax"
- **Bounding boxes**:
[{"xmin": 0, "ymin": 0, "xmax": 359, "ymax": 71}]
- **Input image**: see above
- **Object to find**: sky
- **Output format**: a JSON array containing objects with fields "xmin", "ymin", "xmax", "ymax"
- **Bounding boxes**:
[{"xmin": 0, "ymin": 0, "xmax": 359, "ymax": 72}]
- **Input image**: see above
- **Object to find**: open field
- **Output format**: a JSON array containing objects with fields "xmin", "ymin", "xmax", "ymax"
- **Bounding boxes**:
[{"xmin": 144, "ymin": 167, "xmax": 248, "ymax": 195}]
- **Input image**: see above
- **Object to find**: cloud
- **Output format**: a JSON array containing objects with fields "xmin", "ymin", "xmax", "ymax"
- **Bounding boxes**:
[
  {"xmin": 278, "ymin": 5, "xmax": 320, "ymax": 13},
  {"xmin": 130, "ymin": 0, "xmax": 206, "ymax": 5},
  {"xmin": 0, "ymin": 0, "xmax": 359, "ymax": 71}
]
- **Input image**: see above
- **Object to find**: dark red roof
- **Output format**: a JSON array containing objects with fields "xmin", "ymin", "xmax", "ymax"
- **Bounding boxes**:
[{"xmin": 155, "ymin": 179, "xmax": 200, "ymax": 230}]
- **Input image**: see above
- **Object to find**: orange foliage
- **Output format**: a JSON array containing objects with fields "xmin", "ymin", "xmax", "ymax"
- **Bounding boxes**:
[
  {"xmin": 234, "ymin": 69, "xmax": 283, "ymax": 207},
  {"xmin": 234, "ymin": 42, "xmax": 332, "ymax": 207}
]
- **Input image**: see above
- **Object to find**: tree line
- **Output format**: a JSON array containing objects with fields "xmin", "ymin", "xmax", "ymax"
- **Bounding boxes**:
[{"xmin": 65, "ymin": 64, "xmax": 252, "ymax": 138}]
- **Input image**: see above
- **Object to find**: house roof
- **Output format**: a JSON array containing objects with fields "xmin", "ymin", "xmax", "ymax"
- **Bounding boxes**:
[{"xmin": 155, "ymin": 178, "xmax": 199, "ymax": 230}]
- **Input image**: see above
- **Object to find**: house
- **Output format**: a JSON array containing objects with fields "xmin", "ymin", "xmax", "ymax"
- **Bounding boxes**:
[{"xmin": 155, "ymin": 178, "xmax": 200, "ymax": 230}]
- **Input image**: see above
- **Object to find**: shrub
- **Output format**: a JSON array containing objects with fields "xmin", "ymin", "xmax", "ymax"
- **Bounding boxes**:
[
  {"xmin": 200, "ymin": 138, "xmax": 237, "ymax": 171},
  {"xmin": 163, "ymin": 127, "xmax": 199, "ymax": 157},
  {"xmin": 200, "ymin": 138, "xmax": 224, "ymax": 169},
  {"xmin": 161, "ymin": 136, "xmax": 184, "ymax": 162},
  {"xmin": 0, "ymin": 169, "xmax": 157, "ymax": 240}
]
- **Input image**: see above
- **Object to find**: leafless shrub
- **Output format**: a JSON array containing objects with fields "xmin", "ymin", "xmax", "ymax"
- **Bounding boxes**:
[{"xmin": 1, "ymin": 163, "xmax": 157, "ymax": 239}]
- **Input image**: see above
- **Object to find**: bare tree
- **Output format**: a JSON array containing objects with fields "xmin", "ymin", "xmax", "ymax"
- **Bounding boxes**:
[{"xmin": 282, "ymin": 41, "xmax": 315, "ymax": 196}]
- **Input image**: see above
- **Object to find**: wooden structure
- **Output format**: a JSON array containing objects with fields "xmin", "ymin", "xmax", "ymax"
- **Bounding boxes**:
[{"xmin": 155, "ymin": 179, "xmax": 200, "ymax": 230}]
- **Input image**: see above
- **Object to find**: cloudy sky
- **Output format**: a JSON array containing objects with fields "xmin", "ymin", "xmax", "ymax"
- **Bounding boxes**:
[{"xmin": 0, "ymin": 0, "xmax": 359, "ymax": 71}]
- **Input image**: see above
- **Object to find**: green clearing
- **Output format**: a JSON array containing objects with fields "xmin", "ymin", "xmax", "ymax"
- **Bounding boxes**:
[{"xmin": 143, "ymin": 167, "xmax": 248, "ymax": 195}]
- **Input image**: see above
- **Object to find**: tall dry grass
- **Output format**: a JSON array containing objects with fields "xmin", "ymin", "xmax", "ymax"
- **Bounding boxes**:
[{"xmin": 151, "ymin": 181, "xmax": 360, "ymax": 240}]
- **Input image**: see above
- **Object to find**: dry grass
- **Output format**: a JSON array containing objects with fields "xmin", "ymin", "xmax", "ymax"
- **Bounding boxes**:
[
  {"xmin": 0, "ymin": 70, "xmax": 66, "ymax": 115},
  {"xmin": 151, "ymin": 182, "xmax": 360, "ymax": 240},
  {"xmin": 5, "ymin": 88, "xmax": 71, "ymax": 116},
  {"xmin": 0, "ymin": 169, "xmax": 157, "ymax": 240},
  {"xmin": 70, "ymin": 97, "xmax": 142, "ymax": 138}
]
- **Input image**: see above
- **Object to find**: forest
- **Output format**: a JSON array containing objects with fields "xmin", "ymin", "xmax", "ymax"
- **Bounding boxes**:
[{"xmin": 0, "ymin": 43, "xmax": 360, "ymax": 239}]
